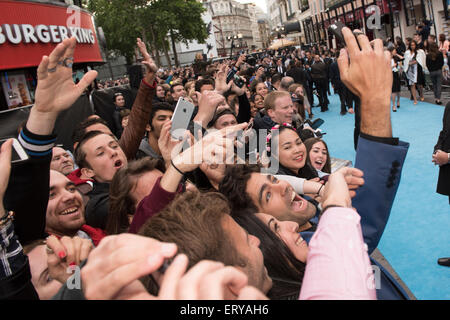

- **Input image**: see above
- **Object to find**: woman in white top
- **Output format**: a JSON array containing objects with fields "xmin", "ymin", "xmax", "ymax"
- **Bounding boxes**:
[{"xmin": 403, "ymin": 40, "xmax": 427, "ymax": 104}]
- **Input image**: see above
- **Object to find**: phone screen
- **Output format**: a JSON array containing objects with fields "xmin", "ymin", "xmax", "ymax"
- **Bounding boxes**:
[
  {"xmin": 171, "ymin": 98, "xmax": 195, "ymax": 141},
  {"xmin": 0, "ymin": 139, "xmax": 27, "ymax": 163}
]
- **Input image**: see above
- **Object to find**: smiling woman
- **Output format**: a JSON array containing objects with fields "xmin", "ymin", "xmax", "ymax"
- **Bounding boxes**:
[
  {"xmin": 304, "ymin": 137, "xmax": 331, "ymax": 174},
  {"xmin": 267, "ymin": 123, "xmax": 319, "ymax": 180},
  {"xmin": 232, "ymin": 213, "xmax": 305, "ymax": 300}
]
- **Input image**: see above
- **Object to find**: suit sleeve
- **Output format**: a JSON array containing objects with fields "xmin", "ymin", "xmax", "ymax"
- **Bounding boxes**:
[
  {"xmin": 434, "ymin": 104, "xmax": 450, "ymax": 152},
  {"xmin": 352, "ymin": 136, "xmax": 409, "ymax": 254}
]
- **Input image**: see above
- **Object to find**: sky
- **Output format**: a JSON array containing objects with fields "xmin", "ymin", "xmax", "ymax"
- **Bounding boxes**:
[{"xmin": 236, "ymin": 0, "xmax": 267, "ymax": 13}]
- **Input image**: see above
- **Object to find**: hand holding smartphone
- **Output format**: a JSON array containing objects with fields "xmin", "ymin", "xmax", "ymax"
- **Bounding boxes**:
[
  {"xmin": 328, "ymin": 21, "xmax": 346, "ymax": 45},
  {"xmin": 170, "ymin": 97, "xmax": 196, "ymax": 141},
  {"xmin": 0, "ymin": 138, "xmax": 29, "ymax": 164}
]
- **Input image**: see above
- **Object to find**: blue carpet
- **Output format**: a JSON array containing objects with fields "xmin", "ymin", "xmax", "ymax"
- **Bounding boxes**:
[{"xmin": 315, "ymin": 92, "xmax": 450, "ymax": 300}]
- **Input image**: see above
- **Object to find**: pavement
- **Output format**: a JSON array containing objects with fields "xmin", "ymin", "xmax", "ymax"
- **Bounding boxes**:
[{"xmin": 311, "ymin": 88, "xmax": 450, "ymax": 300}]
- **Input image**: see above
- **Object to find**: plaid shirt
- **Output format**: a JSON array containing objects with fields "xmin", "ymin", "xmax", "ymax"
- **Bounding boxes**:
[
  {"xmin": 0, "ymin": 219, "xmax": 26, "ymax": 279},
  {"xmin": 0, "ymin": 127, "xmax": 55, "ymax": 280}
]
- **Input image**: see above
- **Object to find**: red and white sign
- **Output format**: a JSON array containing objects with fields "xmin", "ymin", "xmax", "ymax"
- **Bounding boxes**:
[{"xmin": 0, "ymin": 0, "xmax": 103, "ymax": 70}]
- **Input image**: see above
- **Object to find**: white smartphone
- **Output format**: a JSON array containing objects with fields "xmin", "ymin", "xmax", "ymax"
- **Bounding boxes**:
[
  {"xmin": 0, "ymin": 138, "xmax": 29, "ymax": 164},
  {"xmin": 171, "ymin": 97, "xmax": 195, "ymax": 141}
]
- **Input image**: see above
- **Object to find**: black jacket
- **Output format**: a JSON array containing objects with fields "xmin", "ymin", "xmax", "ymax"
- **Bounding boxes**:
[
  {"xmin": 329, "ymin": 61, "xmax": 343, "ymax": 88},
  {"xmin": 310, "ymin": 62, "xmax": 327, "ymax": 81},
  {"xmin": 426, "ymin": 53, "xmax": 444, "ymax": 72},
  {"xmin": 85, "ymin": 182, "xmax": 110, "ymax": 230},
  {"xmin": 1, "ymin": 127, "xmax": 55, "ymax": 299},
  {"xmin": 286, "ymin": 67, "xmax": 307, "ymax": 86},
  {"xmin": 435, "ymin": 103, "xmax": 450, "ymax": 195}
]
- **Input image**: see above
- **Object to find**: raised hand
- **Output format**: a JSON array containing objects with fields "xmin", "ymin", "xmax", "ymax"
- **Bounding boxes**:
[
  {"xmin": 172, "ymin": 122, "xmax": 248, "ymax": 174},
  {"xmin": 321, "ymin": 167, "xmax": 364, "ymax": 209},
  {"xmin": 193, "ymin": 90, "xmax": 226, "ymax": 128},
  {"xmin": 46, "ymin": 235, "xmax": 93, "ymax": 284},
  {"xmin": 158, "ymin": 120, "xmax": 191, "ymax": 166},
  {"xmin": 28, "ymin": 37, "xmax": 97, "ymax": 135},
  {"xmin": 34, "ymin": 37, "xmax": 98, "ymax": 116},
  {"xmin": 137, "ymin": 38, "xmax": 157, "ymax": 75},
  {"xmin": 337, "ymin": 28, "xmax": 392, "ymax": 138},
  {"xmin": 230, "ymin": 79, "xmax": 246, "ymax": 96},
  {"xmin": 215, "ymin": 64, "xmax": 232, "ymax": 94}
]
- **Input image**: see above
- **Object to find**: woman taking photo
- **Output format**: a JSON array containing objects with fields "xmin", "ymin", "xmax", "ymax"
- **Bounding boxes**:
[
  {"xmin": 426, "ymin": 42, "xmax": 444, "ymax": 105},
  {"xmin": 404, "ymin": 40, "xmax": 426, "ymax": 105}
]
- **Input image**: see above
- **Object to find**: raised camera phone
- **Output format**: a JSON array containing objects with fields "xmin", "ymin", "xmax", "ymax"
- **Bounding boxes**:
[
  {"xmin": 171, "ymin": 97, "xmax": 195, "ymax": 141},
  {"xmin": 0, "ymin": 138, "xmax": 29, "ymax": 164},
  {"xmin": 233, "ymin": 74, "xmax": 245, "ymax": 88},
  {"xmin": 328, "ymin": 21, "xmax": 345, "ymax": 45}
]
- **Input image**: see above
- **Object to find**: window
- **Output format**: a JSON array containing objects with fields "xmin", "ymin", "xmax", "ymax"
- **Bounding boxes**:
[
  {"xmin": 403, "ymin": 0, "xmax": 416, "ymax": 26},
  {"xmin": 299, "ymin": 0, "xmax": 309, "ymax": 11}
]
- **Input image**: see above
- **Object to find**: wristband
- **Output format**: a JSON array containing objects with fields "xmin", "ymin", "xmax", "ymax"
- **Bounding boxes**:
[
  {"xmin": 322, "ymin": 205, "xmax": 343, "ymax": 213},
  {"xmin": 317, "ymin": 184, "xmax": 324, "ymax": 195},
  {"xmin": 448, "ymin": 153, "xmax": 450, "ymax": 163},
  {"xmin": 171, "ymin": 160, "xmax": 185, "ymax": 176},
  {"xmin": 142, "ymin": 78, "xmax": 157, "ymax": 89}
]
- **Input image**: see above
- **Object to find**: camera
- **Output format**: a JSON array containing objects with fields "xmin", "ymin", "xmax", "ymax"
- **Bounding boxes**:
[
  {"xmin": 233, "ymin": 74, "xmax": 245, "ymax": 88},
  {"xmin": 291, "ymin": 94, "xmax": 303, "ymax": 104}
]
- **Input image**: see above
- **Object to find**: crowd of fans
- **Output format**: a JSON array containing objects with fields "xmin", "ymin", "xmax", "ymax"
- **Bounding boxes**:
[{"xmin": 0, "ymin": 24, "xmax": 448, "ymax": 302}]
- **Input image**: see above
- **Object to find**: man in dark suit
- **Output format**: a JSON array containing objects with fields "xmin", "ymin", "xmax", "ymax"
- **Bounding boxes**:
[
  {"xmin": 432, "ymin": 102, "xmax": 450, "ymax": 267},
  {"xmin": 432, "ymin": 102, "xmax": 450, "ymax": 203},
  {"xmin": 329, "ymin": 55, "xmax": 347, "ymax": 115},
  {"xmin": 275, "ymin": 58, "xmax": 286, "ymax": 76},
  {"xmin": 310, "ymin": 55, "xmax": 329, "ymax": 112},
  {"xmin": 220, "ymin": 27, "xmax": 411, "ymax": 299}
]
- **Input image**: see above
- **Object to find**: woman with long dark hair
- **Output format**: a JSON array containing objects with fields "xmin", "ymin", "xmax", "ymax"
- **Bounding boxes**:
[
  {"xmin": 390, "ymin": 47, "xmax": 404, "ymax": 111},
  {"xmin": 404, "ymin": 40, "xmax": 426, "ymax": 104},
  {"xmin": 233, "ymin": 213, "xmax": 305, "ymax": 300},
  {"xmin": 304, "ymin": 137, "xmax": 331, "ymax": 176},
  {"xmin": 266, "ymin": 123, "xmax": 318, "ymax": 180},
  {"xmin": 426, "ymin": 41, "xmax": 444, "ymax": 105}
]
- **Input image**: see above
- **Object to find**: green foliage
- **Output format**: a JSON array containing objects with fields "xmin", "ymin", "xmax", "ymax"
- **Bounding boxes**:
[{"xmin": 87, "ymin": 0, "xmax": 208, "ymax": 65}]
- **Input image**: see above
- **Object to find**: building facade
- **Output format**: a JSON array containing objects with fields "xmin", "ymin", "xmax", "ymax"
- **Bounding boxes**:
[
  {"xmin": 268, "ymin": 1, "xmax": 450, "ymax": 49},
  {"xmin": 203, "ymin": 0, "xmax": 260, "ymax": 56}
]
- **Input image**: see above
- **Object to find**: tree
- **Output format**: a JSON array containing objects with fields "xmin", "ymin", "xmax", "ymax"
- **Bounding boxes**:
[
  {"xmin": 149, "ymin": 0, "xmax": 208, "ymax": 67},
  {"xmin": 87, "ymin": 0, "xmax": 145, "ymax": 64},
  {"xmin": 87, "ymin": 0, "xmax": 208, "ymax": 67}
]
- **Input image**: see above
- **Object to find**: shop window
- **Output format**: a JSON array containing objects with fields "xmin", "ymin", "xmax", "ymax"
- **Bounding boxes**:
[
  {"xmin": 299, "ymin": 0, "xmax": 309, "ymax": 11},
  {"xmin": 403, "ymin": 0, "xmax": 416, "ymax": 26}
]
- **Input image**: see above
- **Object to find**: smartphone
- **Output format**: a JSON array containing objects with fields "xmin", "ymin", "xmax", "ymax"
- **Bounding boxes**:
[
  {"xmin": 305, "ymin": 118, "xmax": 324, "ymax": 130},
  {"xmin": 328, "ymin": 21, "xmax": 346, "ymax": 45},
  {"xmin": 0, "ymin": 138, "xmax": 29, "ymax": 164},
  {"xmin": 233, "ymin": 74, "xmax": 245, "ymax": 88},
  {"xmin": 171, "ymin": 97, "xmax": 195, "ymax": 141}
]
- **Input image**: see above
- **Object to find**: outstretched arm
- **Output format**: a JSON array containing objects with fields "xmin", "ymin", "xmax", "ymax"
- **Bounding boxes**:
[
  {"xmin": 119, "ymin": 38, "xmax": 158, "ymax": 160},
  {"xmin": 338, "ymin": 28, "xmax": 409, "ymax": 253}
]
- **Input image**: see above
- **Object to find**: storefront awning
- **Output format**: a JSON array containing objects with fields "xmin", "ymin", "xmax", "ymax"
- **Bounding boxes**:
[{"xmin": 0, "ymin": 0, "xmax": 104, "ymax": 71}]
